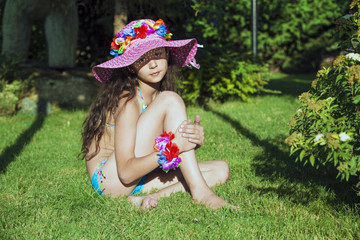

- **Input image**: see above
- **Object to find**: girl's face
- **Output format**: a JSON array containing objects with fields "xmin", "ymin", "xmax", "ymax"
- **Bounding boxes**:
[{"xmin": 133, "ymin": 48, "xmax": 168, "ymax": 85}]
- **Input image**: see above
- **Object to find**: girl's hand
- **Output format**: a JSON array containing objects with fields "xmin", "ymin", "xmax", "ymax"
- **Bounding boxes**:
[
  {"xmin": 173, "ymin": 120, "xmax": 197, "ymax": 153},
  {"xmin": 179, "ymin": 115, "xmax": 205, "ymax": 148}
]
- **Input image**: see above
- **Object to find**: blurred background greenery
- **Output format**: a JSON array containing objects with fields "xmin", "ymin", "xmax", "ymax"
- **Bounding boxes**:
[
  {"xmin": 0, "ymin": 0, "xmax": 353, "ymax": 112},
  {"xmin": 80, "ymin": 0, "xmax": 350, "ymax": 71}
]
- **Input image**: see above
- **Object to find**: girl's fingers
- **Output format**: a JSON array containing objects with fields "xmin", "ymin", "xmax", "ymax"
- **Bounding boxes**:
[
  {"xmin": 179, "ymin": 127, "xmax": 197, "ymax": 134},
  {"xmin": 182, "ymin": 133, "xmax": 198, "ymax": 139},
  {"xmin": 181, "ymin": 131, "xmax": 203, "ymax": 139},
  {"xmin": 180, "ymin": 125, "xmax": 203, "ymax": 133},
  {"xmin": 183, "ymin": 133, "xmax": 204, "ymax": 144},
  {"xmin": 188, "ymin": 138, "xmax": 200, "ymax": 144},
  {"xmin": 178, "ymin": 120, "xmax": 192, "ymax": 133}
]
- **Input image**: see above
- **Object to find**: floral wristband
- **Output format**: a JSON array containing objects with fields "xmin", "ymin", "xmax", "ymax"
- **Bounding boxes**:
[{"xmin": 154, "ymin": 131, "xmax": 181, "ymax": 173}]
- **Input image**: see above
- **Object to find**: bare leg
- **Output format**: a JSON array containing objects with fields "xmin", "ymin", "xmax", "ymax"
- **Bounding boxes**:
[
  {"xmin": 130, "ymin": 91, "xmax": 234, "ymax": 209},
  {"xmin": 128, "ymin": 160, "xmax": 230, "ymax": 209}
]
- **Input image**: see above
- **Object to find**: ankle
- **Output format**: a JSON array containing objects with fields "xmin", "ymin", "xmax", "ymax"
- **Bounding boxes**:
[
  {"xmin": 146, "ymin": 192, "xmax": 159, "ymax": 200},
  {"xmin": 190, "ymin": 188, "xmax": 214, "ymax": 202}
]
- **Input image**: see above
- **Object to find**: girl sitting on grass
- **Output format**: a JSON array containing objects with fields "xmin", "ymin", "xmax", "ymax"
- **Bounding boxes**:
[{"xmin": 80, "ymin": 19, "xmax": 236, "ymax": 210}]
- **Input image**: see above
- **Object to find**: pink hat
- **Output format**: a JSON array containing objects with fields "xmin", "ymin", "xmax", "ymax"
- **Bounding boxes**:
[{"xmin": 92, "ymin": 19, "xmax": 200, "ymax": 83}]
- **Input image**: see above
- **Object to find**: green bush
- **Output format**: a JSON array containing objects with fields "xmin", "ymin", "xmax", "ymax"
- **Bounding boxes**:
[
  {"xmin": 0, "ymin": 55, "xmax": 34, "ymax": 115},
  {"xmin": 258, "ymin": 0, "xmax": 350, "ymax": 72},
  {"xmin": 188, "ymin": 0, "xmax": 350, "ymax": 72},
  {"xmin": 285, "ymin": 0, "xmax": 360, "ymax": 193},
  {"xmin": 179, "ymin": 51, "xmax": 269, "ymax": 104},
  {"xmin": 179, "ymin": 1, "xmax": 271, "ymax": 104},
  {"xmin": 177, "ymin": 0, "xmax": 349, "ymax": 104},
  {"xmin": 0, "ymin": 79, "xmax": 33, "ymax": 115}
]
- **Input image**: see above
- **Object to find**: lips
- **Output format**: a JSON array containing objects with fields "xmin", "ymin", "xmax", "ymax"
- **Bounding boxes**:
[{"xmin": 151, "ymin": 71, "xmax": 160, "ymax": 76}]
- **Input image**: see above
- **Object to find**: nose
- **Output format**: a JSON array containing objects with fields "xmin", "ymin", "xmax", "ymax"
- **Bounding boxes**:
[{"xmin": 148, "ymin": 59, "xmax": 157, "ymax": 69}]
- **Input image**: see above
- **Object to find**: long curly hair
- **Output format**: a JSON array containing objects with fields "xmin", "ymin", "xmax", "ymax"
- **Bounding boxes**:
[{"xmin": 80, "ymin": 52, "xmax": 181, "ymax": 161}]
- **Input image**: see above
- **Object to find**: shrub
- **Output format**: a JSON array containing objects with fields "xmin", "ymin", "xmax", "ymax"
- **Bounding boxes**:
[
  {"xmin": 258, "ymin": 0, "xmax": 351, "ymax": 72},
  {"xmin": 188, "ymin": 0, "xmax": 350, "ymax": 72},
  {"xmin": 178, "ymin": 0, "xmax": 349, "ymax": 104},
  {"xmin": 0, "ymin": 79, "xmax": 34, "ymax": 115},
  {"xmin": 0, "ymin": 55, "xmax": 34, "ymax": 115},
  {"xmin": 179, "ymin": 50, "xmax": 270, "ymax": 104},
  {"xmin": 285, "ymin": 0, "xmax": 360, "ymax": 193}
]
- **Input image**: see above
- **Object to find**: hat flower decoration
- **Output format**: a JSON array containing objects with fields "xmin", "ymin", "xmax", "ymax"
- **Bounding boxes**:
[
  {"xmin": 92, "ymin": 18, "xmax": 200, "ymax": 83},
  {"xmin": 110, "ymin": 19, "xmax": 172, "ymax": 58}
]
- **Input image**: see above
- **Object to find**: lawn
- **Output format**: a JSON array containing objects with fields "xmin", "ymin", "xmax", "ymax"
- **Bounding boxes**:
[{"xmin": 0, "ymin": 73, "xmax": 359, "ymax": 239}]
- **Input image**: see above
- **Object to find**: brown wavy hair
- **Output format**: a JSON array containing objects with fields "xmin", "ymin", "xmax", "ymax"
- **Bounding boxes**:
[{"xmin": 80, "ymin": 51, "xmax": 181, "ymax": 161}]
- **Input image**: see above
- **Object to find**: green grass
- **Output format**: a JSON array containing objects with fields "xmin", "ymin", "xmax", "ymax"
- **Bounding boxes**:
[{"xmin": 1, "ymin": 73, "xmax": 359, "ymax": 239}]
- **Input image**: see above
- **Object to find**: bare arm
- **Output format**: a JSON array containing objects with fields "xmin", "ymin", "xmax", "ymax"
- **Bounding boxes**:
[
  {"xmin": 113, "ymin": 98, "xmax": 195, "ymax": 185},
  {"xmin": 114, "ymin": 98, "xmax": 157, "ymax": 185}
]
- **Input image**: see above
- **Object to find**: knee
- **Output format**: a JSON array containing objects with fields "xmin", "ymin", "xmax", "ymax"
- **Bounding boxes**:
[
  {"xmin": 215, "ymin": 160, "xmax": 230, "ymax": 184},
  {"xmin": 158, "ymin": 91, "xmax": 185, "ymax": 109}
]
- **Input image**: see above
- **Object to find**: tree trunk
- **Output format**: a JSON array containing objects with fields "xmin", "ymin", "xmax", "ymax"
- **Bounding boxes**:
[
  {"xmin": 45, "ymin": 1, "xmax": 78, "ymax": 68},
  {"xmin": 113, "ymin": 0, "xmax": 128, "ymax": 35},
  {"xmin": 1, "ymin": 0, "xmax": 48, "ymax": 59},
  {"xmin": 1, "ymin": 0, "xmax": 78, "ymax": 68}
]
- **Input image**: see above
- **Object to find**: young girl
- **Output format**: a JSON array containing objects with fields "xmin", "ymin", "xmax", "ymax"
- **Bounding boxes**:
[{"xmin": 81, "ymin": 19, "xmax": 235, "ymax": 210}]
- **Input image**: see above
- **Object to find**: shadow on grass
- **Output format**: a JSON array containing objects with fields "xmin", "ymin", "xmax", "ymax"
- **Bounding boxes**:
[
  {"xmin": 250, "ymin": 137, "xmax": 359, "ymax": 207},
  {"xmin": 0, "ymin": 112, "xmax": 46, "ymax": 174},
  {"xmin": 207, "ymin": 106, "xmax": 359, "ymax": 207},
  {"xmin": 265, "ymin": 73, "xmax": 315, "ymax": 97}
]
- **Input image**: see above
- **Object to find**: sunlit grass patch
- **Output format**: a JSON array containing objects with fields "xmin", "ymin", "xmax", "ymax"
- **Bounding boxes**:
[{"xmin": 1, "ymin": 73, "xmax": 359, "ymax": 239}]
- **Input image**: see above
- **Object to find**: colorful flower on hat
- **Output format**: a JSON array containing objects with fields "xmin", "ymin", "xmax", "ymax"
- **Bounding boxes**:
[
  {"xmin": 110, "ymin": 19, "xmax": 172, "ymax": 58},
  {"xmin": 154, "ymin": 19, "xmax": 166, "ymax": 27},
  {"xmin": 134, "ymin": 24, "xmax": 148, "ymax": 39},
  {"xmin": 121, "ymin": 29, "xmax": 136, "ymax": 38},
  {"xmin": 156, "ymin": 25, "xmax": 167, "ymax": 37},
  {"xmin": 115, "ymin": 37, "xmax": 125, "ymax": 45},
  {"xmin": 111, "ymin": 38, "xmax": 120, "ymax": 50}
]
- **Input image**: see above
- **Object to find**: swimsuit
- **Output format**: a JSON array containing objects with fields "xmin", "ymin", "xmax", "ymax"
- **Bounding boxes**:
[
  {"xmin": 91, "ymin": 87, "xmax": 148, "ymax": 196},
  {"xmin": 91, "ymin": 159, "xmax": 107, "ymax": 196},
  {"xmin": 137, "ymin": 86, "xmax": 147, "ymax": 113},
  {"xmin": 91, "ymin": 159, "xmax": 146, "ymax": 196}
]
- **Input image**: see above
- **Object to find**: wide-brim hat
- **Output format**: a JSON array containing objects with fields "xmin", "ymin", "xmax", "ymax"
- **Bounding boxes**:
[{"xmin": 92, "ymin": 19, "xmax": 200, "ymax": 83}]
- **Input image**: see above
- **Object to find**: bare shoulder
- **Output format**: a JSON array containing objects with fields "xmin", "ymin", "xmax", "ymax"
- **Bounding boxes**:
[{"xmin": 114, "ymin": 96, "xmax": 140, "ymax": 121}]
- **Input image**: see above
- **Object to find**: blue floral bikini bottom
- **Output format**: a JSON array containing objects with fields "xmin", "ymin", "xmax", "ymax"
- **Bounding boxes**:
[{"xmin": 91, "ymin": 158, "xmax": 146, "ymax": 196}]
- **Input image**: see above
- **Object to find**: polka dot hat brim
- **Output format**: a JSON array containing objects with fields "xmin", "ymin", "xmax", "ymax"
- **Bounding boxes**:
[{"xmin": 92, "ymin": 19, "xmax": 200, "ymax": 83}]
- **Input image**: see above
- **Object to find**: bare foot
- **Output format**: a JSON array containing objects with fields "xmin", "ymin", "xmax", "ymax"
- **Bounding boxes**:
[
  {"xmin": 127, "ymin": 195, "xmax": 158, "ymax": 210},
  {"xmin": 194, "ymin": 192, "xmax": 239, "ymax": 210}
]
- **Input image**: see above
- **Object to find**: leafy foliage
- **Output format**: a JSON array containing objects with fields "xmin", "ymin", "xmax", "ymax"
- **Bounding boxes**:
[
  {"xmin": 258, "ymin": 0, "xmax": 351, "ymax": 72},
  {"xmin": 0, "ymin": 55, "xmax": 34, "ymax": 115},
  {"xmin": 286, "ymin": 0, "xmax": 360, "ymax": 193},
  {"xmin": 0, "ymin": 0, "xmax": 351, "ymax": 106},
  {"xmin": 179, "ymin": 1, "xmax": 270, "ymax": 104},
  {"xmin": 188, "ymin": 0, "xmax": 350, "ymax": 72},
  {"xmin": 177, "ymin": 0, "xmax": 350, "ymax": 103},
  {"xmin": 179, "ymin": 51, "xmax": 269, "ymax": 104}
]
